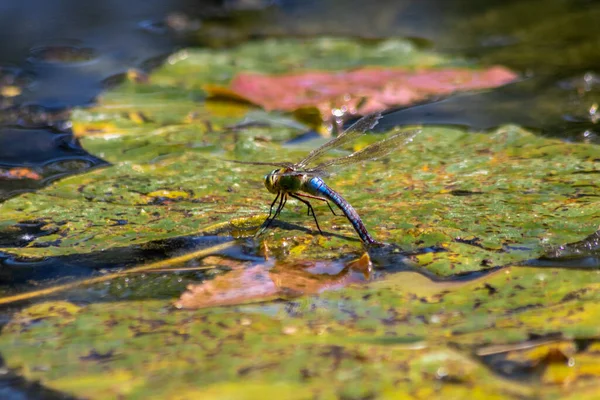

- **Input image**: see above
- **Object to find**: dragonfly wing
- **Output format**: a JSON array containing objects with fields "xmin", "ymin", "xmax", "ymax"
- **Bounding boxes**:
[
  {"xmin": 295, "ymin": 112, "xmax": 382, "ymax": 169},
  {"xmin": 224, "ymin": 159, "xmax": 294, "ymax": 168},
  {"xmin": 270, "ymin": 168, "xmax": 331, "ymax": 178},
  {"xmin": 312, "ymin": 128, "xmax": 420, "ymax": 171}
]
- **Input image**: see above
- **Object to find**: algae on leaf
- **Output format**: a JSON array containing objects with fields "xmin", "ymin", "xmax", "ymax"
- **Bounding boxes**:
[
  {"xmin": 0, "ymin": 37, "xmax": 600, "ymax": 400},
  {"xmin": 1, "ymin": 122, "xmax": 597, "ymax": 270},
  {"xmin": 0, "ymin": 39, "xmax": 597, "ymax": 273},
  {"xmin": 3, "ymin": 266, "xmax": 600, "ymax": 399}
]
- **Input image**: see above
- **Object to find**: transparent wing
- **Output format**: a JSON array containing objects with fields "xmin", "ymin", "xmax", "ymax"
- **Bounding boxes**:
[
  {"xmin": 307, "ymin": 128, "xmax": 420, "ymax": 172},
  {"xmin": 295, "ymin": 112, "xmax": 382, "ymax": 169},
  {"xmin": 269, "ymin": 169, "xmax": 330, "ymax": 178},
  {"xmin": 268, "ymin": 128, "xmax": 420, "ymax": 177},
  {"xmin": 224, "ymin": 159, "xmax": 294, "ymax": 168}
]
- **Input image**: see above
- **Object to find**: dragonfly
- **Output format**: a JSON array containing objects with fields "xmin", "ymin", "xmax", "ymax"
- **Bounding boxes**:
[{"xmin": 232, "ymin": 113, "xmax": 419, "ymax": 246}]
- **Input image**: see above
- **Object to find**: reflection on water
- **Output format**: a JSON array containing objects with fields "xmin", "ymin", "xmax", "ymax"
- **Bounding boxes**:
[
  {"xmin": 0, "ymin": 0, "xmax": 213, "ymax": 199},
  {"xmin": 526, "ymin": 230, "xmax": 600, "ymax": 269},
  {"xmin": 0, "ymin": 232, "xmax": 503, "ymax": 310},
  {"xmin": 378, "ymin": 74, "xmax": 600, "ymax": 143},
  {"xmin": 0, "ymin": 127, "xmax": 107, "ymax": 201}
]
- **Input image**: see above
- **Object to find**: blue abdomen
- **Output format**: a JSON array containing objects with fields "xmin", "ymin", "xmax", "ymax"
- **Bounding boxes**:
[{"xmin": 303, "ymin": 177, "xmax": 378, "ymax": 245}]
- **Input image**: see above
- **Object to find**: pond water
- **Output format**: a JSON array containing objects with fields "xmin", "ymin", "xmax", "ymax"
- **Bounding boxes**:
[{"xmin": 1, "ymin": 0, "xmax": 598, "ymax": 199}]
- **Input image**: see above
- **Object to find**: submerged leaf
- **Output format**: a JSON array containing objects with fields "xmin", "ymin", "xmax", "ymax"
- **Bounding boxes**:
[{"xmin": 176, "ymin": 253, "xmax": 372, "ymax": 309}]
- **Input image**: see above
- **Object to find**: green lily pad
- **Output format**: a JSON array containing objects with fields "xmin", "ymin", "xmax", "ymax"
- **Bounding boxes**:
[
  {"xmin": 3, "ymin": 265, "xmax": 600, "ymax": 398},
  {"xmin": 1, "ymin": 124, "xmax": 597, "ymax": 276},
  {"xmin": 1, "ymin": 37, "xmax": 600, "ymax": 399},
  {"xmin": 0, "ymin": 39, "xmax": 597, "ymax": 274}
]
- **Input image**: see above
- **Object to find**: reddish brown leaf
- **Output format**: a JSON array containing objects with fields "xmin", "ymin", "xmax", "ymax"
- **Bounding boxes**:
[
  {"xmin": 175, "ymin": 253, "xmax": 372, "ymax": 309},
  {"xmin": 206, "ymin": 66, "xmax": 517, "ymax": 119}
]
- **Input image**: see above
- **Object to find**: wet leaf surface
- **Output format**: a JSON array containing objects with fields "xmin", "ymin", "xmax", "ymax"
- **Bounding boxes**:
[
  {"xmin": 3, "ymin": 266, "xmax": 600, "ymax": 398},
  {"xmin": 207, "ymin": 66, "xmax": 517, "ymax": 120},
  {"xmin": 0, "ymin": 37, "xmax": 599, "ymax": 398}
]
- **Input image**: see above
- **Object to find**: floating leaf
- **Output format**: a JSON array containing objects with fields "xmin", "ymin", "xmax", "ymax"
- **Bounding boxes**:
[
  {"xmin": 4, "ymin": 266, "xmax": 600, "ymax": 398},
  {"xmin": 206, "ymin": 66, "xmax": 517, "ymax": 120}
]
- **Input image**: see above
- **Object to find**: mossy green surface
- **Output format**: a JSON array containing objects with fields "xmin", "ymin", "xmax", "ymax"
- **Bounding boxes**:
[
  {"xmin": 3, "ymin": 266, "xmax": 600, "ymax": 398},
  {"xmin": 0, "ymin": 38, "xmax": 599, "ymax": 398}
]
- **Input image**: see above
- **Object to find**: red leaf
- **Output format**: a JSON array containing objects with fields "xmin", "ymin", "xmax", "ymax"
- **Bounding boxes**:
[{"xmin": 206, "ymin": 66, "xmax": 517, "ymax": 119}]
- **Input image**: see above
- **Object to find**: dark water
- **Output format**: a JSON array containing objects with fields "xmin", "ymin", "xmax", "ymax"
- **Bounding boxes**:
[{"xmin": 0, "ymin": 0, "xmax": 599, "ymax": 393}]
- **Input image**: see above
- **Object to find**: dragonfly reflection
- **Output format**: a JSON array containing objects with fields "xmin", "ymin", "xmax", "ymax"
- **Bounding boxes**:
[{"xmin": 234, "ymin": 113, "xmax": 419, "ymax": 246}]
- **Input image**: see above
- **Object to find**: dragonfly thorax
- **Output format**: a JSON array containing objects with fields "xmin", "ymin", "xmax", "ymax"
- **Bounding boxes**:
[{"xmin": 264, "ymin": 167, "xmax": 305, "ymax": 194}]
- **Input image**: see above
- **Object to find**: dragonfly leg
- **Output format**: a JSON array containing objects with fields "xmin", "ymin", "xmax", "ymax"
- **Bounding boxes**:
[
  {"xmin": 276, "ymin": 194, "xmax": 288, "ymax": 218},
  {"xmin": 290, "ymin": 193, "xmax": 323, "ymax": 235},
  {"xmin": 295, "ymin": 193, "xmax": 339, "ymax": 216},
  {"xmin": 257, "ymin": 192, "xmax": 281, "ymax": 234},
  {"xmin": 267, "ymin": 191, "xmax": 281, "ymax": 219},
  {"xmin": 262, "ymin": 192, "xmax": 287, "ymax": 231}
]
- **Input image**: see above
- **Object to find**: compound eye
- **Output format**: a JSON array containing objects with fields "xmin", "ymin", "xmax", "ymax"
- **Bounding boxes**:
[{"xmin": 264, "ymin": 172, "xmax": 276, "ymax": 186}]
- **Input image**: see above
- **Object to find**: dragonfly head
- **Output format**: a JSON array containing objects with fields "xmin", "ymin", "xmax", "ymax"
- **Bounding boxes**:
[{"xmin": 264, "ymin": 169, "xmax": 282, "ymax": 194}]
